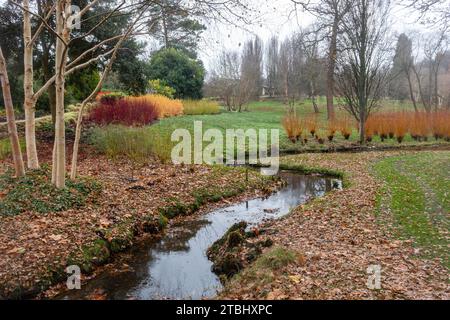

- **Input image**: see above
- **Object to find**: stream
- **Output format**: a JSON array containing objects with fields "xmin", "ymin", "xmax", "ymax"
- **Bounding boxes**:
[{"xmin": 57, "ymin": 171, "xmax": 341, "ymax": 300}]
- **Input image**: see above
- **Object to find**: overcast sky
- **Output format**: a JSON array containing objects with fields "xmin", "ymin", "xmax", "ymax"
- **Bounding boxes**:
[
  {"xmin": 0, "ymin": 0, "xmax": 435, "ymax": 73},
  {"xmin": 194, "ymin": 0, "xmax": 431, "ymax": 73}
]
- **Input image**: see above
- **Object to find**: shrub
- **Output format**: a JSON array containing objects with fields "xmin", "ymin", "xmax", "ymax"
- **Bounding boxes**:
[
  {"xmin": 364, "ymin": 116, "xmax": 377, "ymax": 142},
  {"xmin": 410, "ymin": 112, "xmax": 431, "ymax": 141},
  {"xmin": 282, "ymin": 112, "xmax": 302, "ymax": 143},
  {"xmin": 98, "ymin": 92, "xmax": 127, "ymax": 105},
  {"xmin": 139, "ymin": 94, "xmax": 183, "ymax": 119},
  {"xmin": 147, "ymin": 48, "xmax": 205, "ymax": 99},
  {"xmin": 337, "ymin": 116, "xmax": 353, "ymax": 140},
  {"xmin": 89, "ymin": 97, "xmax": 158, "ymax": 126},
  {"xmin": 431, "ymin": 111, "xmax": 450, "ymax": 141},
  {"xmin": 327, "ymin": 120, "xmax": 337, "ymax": 142},
  {"xmin": 90, "ymin": 125, "xmax": 173, "ymax": 163},
  {"xmin": 393, "ymin": 112, "xmax": 409, "ymax": 143},
  {"xmin": 315, "ymin": 131, "xmax": 325, "ymax": 145},
  {"xmin": 183, "ymin": 99, "xmax": 221, "ymax": 115},
  {"xmin": 148, "ymin": 79, "xmax": 176, "ymax": 99},
  {"xmin": 306, "ymin": 115, "xmax": 318, "ymax": 137}
]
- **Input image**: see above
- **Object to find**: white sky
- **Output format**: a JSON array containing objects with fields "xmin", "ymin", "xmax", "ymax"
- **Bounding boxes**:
[
  {"xmin": 0, "ymin": 0, "xmax": 435, "ymax": 73},
  {"xmin": 195, "ymin": 0, "xmax": 432, "ymax": 73}
]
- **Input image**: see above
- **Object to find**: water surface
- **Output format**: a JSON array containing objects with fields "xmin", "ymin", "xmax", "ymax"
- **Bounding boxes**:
[{"xmin": 58, "ymin": 172, "xmax": 341, "ymax": 300}]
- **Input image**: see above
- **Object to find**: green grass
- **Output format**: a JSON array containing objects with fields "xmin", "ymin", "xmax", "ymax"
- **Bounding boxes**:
[
  {"xmin": 223, "ymin": 247, "xmax": 299, "ymax": 291},
  {"xmin": 89, "ymin": 125, "xmax": 173, "ymax": 163},
  {"xmin": 374, "ymin": 152, "xmax": 449, "ymax": 269},
  {"xmin": 182, "ymin": 99, "xmax": 221, "ymax": 115},
  {"xmin": 0, "ymin": 165, "xmax": 102, "ymax": 217},
  {"xmin": 145, "ymin": 99, "xmax": 447, "ymax": 155}
]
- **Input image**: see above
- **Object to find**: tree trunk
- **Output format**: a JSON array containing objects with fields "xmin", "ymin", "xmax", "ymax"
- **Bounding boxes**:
[
  {"xmin": 412, "ymin": 66, "xmax": 431, "ymax": 113},
  {"xmin": 52, "ymin": 0, "xmax": 70, "ymax": 189},
  {"xmin": 0, "ymin": 47, "xmax": 25, "ymax": 177},
  {"xmin": 23, "ymin": 0, "xmax": 40, "ymax": 169},
  {"xmin": 326, "ymin": 18, "xmax": 338, "ymax": 120},
  {"xmin": 405, "ymin": 69, "xmax": 418, "ymax": 112},
  {"xmin": 41, "ymin": 42, "xmax": 57, "ymax": 125},
  {"xmin": 310, "ymin": 81, "xmax": 319, "ymax": 113}
]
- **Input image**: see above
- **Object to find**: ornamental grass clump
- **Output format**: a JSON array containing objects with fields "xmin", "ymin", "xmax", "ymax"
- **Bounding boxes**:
[{"xmin": 140, "ymin": 94, "xmax": 184, "ymax": 118}]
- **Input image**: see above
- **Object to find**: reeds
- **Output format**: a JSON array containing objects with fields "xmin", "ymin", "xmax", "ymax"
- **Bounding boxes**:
[{"xmin": 282, "ymin": 112, "xmax": 302, "ymax": 143}]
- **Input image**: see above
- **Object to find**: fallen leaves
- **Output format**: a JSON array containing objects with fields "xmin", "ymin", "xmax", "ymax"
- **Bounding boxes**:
[
  {"xmin": 0, "ymin": 143, "xmax": 276, "ymax": 299},
  {"xmin": 288, "ymin": 275, "xmax": 302, "ymax": 284},
  {"xmin": 221, "ymin": 150, "xmax": 450, "ymax": 300},
  {"xmin": 49, "ymin": 234, "xmax": 63, "ymax": 242}
]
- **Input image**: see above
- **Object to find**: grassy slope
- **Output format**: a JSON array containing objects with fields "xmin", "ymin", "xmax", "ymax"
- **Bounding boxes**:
[{"xmin": 374, "ymin": 152, "xmax": 449, "ymax": 269}]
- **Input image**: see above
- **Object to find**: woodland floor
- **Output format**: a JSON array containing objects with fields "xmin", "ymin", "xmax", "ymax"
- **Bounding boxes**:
[
  {"xmin": 0, "ymin": 143, "xmax": 277, "ymax": 299},
  {"xmin": 220, "ymin": 150, "xmax": 449, "ymax": 300}
]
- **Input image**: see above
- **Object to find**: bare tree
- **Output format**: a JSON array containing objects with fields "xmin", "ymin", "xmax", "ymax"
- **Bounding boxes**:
[
  {"xmin": 292, "ymin": 0, "xmax": 351, "ymax": 119},
  {"xmin": 302, "ymin": 27, "xmax": 324, "ymax": 113},
  {"xmin": 404, "ymin": 0, "xmax": 450, "ymax": 32},
  {"xmin": 391, "ymin": 33, "xmax": 419, "ymax": 111},
  {"xmin": 266, "ymin": 36, "xmax": 280, "ymax": 97},
  {"xmin": 11, "ymin": 0, "xmax": 144, "ymax": 187},
  {"xmin": 278, "ymin": 38, "xmax": 293, "ymax": 103},
  {"xmin": 0, "ymin": 47, "xmax": 25, "ymax": 177},
  {"xmin": 423, "ymin": 31, "xmax": 448, "ymax": 110},
  {"xmin": 240, "ymin": 37, "xmax": 263, "ymax": 110},
  {"xmin": 336, "ymin": 0, "xmax": 391, "ymax": 144}
]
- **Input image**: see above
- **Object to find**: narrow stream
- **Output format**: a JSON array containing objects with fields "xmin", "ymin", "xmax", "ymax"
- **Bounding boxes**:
[{"xmin": 58, "ymin": 172, "xmax": 341, "ymax": 300}]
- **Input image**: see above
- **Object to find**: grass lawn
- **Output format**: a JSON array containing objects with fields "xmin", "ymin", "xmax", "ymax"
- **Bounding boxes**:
[
  {"xmin": 374, "ymin": 152, "xmax": 450, "ymax": 269},
  {"xmin": 147, "ymin": 99, "xmax": 448, "ymax": 154}
]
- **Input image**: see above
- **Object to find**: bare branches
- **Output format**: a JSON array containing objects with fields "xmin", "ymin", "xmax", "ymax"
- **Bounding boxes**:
[
  {"xmin": 403, "ymin": 0, "xmax": 450, "ymax": 31},
  {"xmin": 336, "ymin": 0, "xmax": 392, "ymax": 143},
  {"xmin": 10, "ymin": 0, "xmax": 66, "ymax": 45}
]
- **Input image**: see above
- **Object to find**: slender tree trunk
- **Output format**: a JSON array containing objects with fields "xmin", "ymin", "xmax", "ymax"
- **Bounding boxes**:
[
  {"xmin": 71, "ymin": 43, "xmax": 123, "ymax": 179},
  {"xmin": 412, "ymin": 66, "xmax": 431, "ymax": 112},
  {"xmin": 162, "ymin": 10, "xmax": 170, "ymax": 48},
  {"xmin": 326, "ymin": 18, "xmax": 338, "ymax": 120},
  {"xmin": 0, "ymin": 47, "xmax": 25, "ymax": 177},
  {"xmin": 23, "ymin": 0, "xmax": 40, "ymax": 169},
  {"xmin": 434, "ymin": 60, "xmax": 440, "ymax": 111},
  {"xmin": 53, "ymin": 0, "xmax": 70, "ymax": 189},
  {"xmin": 428, "ymin": 61, "xmax": 433, "ymax": 108},
  {"xmin": 405, "ymin": 69, "xmax": 419, "ymax": 112},
  {"xmin": 358, "ymin": 0, "xmax": 368, "ymax": 145},
  {"xmin": 41, "ymin": 43, "xmax": 57, "ymax": 124},
  {"xmin": 310, "ymin": 81, "xmax": 319, "ymax": 113}
]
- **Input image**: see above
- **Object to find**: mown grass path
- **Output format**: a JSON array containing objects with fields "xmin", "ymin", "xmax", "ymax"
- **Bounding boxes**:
[
  {"xmin": 220, "ymin": 151, "xmax": 449, "ymax": 300},
  {"xmin": 374, "ymin": 152, "xmax": 449, "ymax": 269}
]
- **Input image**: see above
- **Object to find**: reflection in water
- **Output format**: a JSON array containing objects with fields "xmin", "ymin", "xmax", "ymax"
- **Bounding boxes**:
[{"xmin": 58, "ymin": 172, "xmax": 341, "ymax": 300}]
